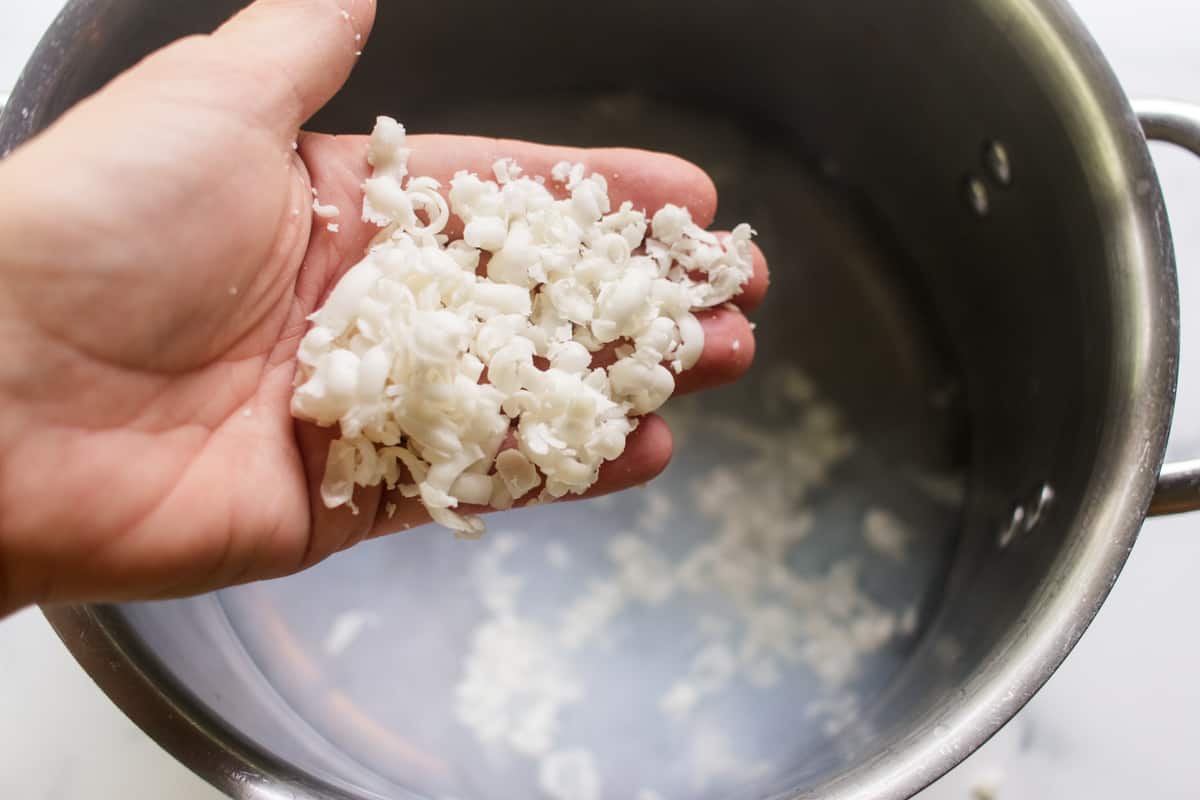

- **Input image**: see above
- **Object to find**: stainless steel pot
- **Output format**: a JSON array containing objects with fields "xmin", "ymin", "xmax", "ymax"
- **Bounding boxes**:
[{"xmin": 3, "ymin": 1, "xmax": 1199, "ymax": 799}]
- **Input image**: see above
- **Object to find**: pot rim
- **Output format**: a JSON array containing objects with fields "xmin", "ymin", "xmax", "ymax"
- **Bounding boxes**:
[{"xmin": 11, "ymin": 0, "xmax": 1180, "ymax": 797}]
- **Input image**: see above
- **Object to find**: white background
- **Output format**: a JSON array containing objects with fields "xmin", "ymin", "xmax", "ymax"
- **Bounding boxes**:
[{"xmin": 1, "ymin": 1, "xmax": 1199, "ymax": 798}]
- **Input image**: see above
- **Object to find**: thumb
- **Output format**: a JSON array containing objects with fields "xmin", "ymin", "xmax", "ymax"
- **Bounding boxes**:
[{"xmin": 212, "ymin": 0, "xmax": 376, "ymax": 135}]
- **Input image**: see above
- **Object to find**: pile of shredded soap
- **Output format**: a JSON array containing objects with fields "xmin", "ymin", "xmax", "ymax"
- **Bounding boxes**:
[{"xmin": 292, "ymin": 117, "xmax": 756, "ymax": 536}]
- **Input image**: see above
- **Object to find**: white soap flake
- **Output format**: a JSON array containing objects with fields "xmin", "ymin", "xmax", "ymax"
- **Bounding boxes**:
[
  {"xmin": 659, "ymin": 642, "xmax": 736, "ymax": 720},
  {"xmin": 653, "ymin": 373, "xmax": 905, "ymax": 713},
  {"xmin": 863, "ymin": 508, "xmax": 909, "ymax": 561},
  {"xmin": 546, "ymin": 541, "xmax": 572, "ymax": 569},
  {"xmin": 551, "ymin": 161, "xmax": 573, "ymax": 183},
  {"xmin": 455, "ymin": 544, "xmax": 584, "ymax": 759},
  {"xmin": 610, "ymin": 535, "xmax": 675, "ymax": 606},
  {"xmin": 492, "ymin": 157, "xmax": 523, "ymax": 184},
  {"xmin": 291, "ymin": 117, "xmax": 758, "ymax": 535},
  {"xmin": 688, "ymin": 722, "xmax": 771, "ymax": 792},
  {"xmin": 538, "ymin": 749, "xmax": 601, "ymax": 800},
  {"xmin": 635, "ymin": 490, "xmax": 674, "ymax": 534},
  {"xmin": 313, "ymin": 199, "xmax": 341, "ymax": 218},
  {"xmin": 558, "ymin": 580, "xmax": 626, "ymax": 650},
  {"xmin": 441, "ymin": 370, "xmax": 910, "ymax": 795}
]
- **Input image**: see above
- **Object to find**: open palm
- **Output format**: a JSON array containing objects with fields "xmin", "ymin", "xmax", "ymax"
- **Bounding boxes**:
[{"xmin": 0, "ymin": 0, "xmax": 767, "ymax": 614}]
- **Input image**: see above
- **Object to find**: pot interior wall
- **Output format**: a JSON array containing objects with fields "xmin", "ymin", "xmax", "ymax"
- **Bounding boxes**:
[{"xmin": 7, "ymin": 0, "xmax": 1148, "ymax": 798}]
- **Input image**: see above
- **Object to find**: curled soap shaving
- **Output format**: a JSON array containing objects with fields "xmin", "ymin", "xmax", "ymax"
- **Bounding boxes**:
[{"xmin": 291, "ymin": 117, "xmax": 757, "ymax": 536}]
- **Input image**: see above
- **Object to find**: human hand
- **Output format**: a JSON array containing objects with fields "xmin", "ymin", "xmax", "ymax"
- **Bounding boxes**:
[{"xmin": 0, "ymin": 0, "xmax": 768, "ymax": 614}]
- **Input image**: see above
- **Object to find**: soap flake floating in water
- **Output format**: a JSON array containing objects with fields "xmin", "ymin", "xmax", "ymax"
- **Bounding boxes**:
[
  {"xmin": 455, "ymin": 538, "xmax": 582, "ymax": 758},
  {"xmin": 546, "ymin": 541, "xmax": 572, "ymax": 569},
  {"xmin": 558, "ymin": 579, "xmax": 626, "ymax": 651},
  {"xmin": 659, "ymin": 642, "xmax": 737, "ymax": 720},
  {"xmin": 634, "ymin": 490, "xmax": 674, "ymax": 534},
  {"xmin": 441, "ymin": 365, "xmax": 947, "ymax": 798},
  {"xmin": 687, "ymin": 721, "xmax": 771, "ymax": 793},
  {"xmin": 539, "ymin": 748, "xmax": 602, "ymax": 800},
  {"xmin": 863, "ymin": 508, "xmax": 909, "ymax": 562}
]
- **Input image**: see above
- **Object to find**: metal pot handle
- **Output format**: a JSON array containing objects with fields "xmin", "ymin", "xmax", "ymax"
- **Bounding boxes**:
[{"xmin": 1136, "ymin": 100, "xmax": 1200, "ymax": 516}]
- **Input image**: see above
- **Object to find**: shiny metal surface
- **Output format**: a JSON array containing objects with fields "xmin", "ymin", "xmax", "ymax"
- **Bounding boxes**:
[
  {"xmin": 1150, "ymin": 458, "xmax": 1200, "ymax": 516},
  {"xmin": 1136, "ymin": 100, "xmax": 1200, "ymax": 516},
  {"xmin": 3, "ymin": 0, "xmax": 1188, "ymax": 798}
]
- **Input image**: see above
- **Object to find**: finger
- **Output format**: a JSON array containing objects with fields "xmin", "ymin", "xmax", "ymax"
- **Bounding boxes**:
[
  {"xmin": 214, "ymin": 0, "xmax": 376, "ymax": 136},
  {"xmin": 673, "ymin": 308, "xmax": 757, "ymax": 396},
  {"xmin": 366, "ymin": 415, "xmax": 674, "ymax": 539},
  {"xmin": 308, "ymin": 132, "xmax": 718, "ymax": 232},
  {"xmin": 586, "ymin": 413, "xmax": 674, "ymax": 496},
  {"xmin": 406, "ymin": 134, "xmax": 719, "ymax": 228}
]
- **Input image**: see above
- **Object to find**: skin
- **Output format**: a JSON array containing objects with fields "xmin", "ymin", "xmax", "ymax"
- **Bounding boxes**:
[{"xmin": 0, "ymin": 0, "xmax": 769, "ymax": 617}]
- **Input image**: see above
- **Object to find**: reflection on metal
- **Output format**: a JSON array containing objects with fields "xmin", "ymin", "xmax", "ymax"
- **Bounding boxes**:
[
  {"xmin": 997, "ymin": 484, "xmax": 1055, "ymax": 548},
  {"xmin": 964, "ymin": 176, "xmax": 991, "ymax": 216},
  {"xmin": 997, "ymin": 506, "xmax": 1025, "ymax": 549},
  {"xmin": 1023, "ymin": 483, "xmax": 1056, "ymax": 531},
  {"xmin": 1135, "ymin": 101, "xmax": 1200, "ymax": 516},
  {"xmin": 984, "ymin": 141, "xmax": 1013, "ymax": 187}
]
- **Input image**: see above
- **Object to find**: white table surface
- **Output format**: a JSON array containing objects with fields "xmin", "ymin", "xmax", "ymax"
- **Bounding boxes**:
[{"xmin": 1, "ymin": 1, "xmax": 1199, "ymax": 798}]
